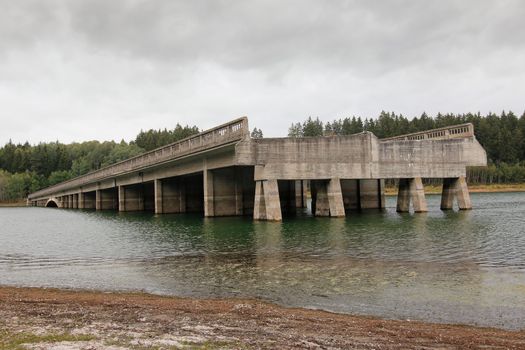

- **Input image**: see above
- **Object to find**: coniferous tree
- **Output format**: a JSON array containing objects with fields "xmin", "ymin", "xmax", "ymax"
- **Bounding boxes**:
[{"xmin": 251, "ymin": 128, "xmax": 263, "ymax": 138}]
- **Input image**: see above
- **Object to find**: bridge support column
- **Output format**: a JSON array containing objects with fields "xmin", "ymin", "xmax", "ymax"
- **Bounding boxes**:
[
  {"xmin": 204, "ymin": 169, "xmax": 214, "ymax": 217},
  {"xmin": 253, "ymin": 181, "xmax": 265, "ymax": 220},
  {"xmin": 78, "ymin": 192, "xmax": 84, "ymax": 209},
  {"xmin": 340, "ymin": 180, "xmax": 359, "ymax": 210},
  {"xmin": 161, "ymin": 178, "xmax": 186, "ymax": 214},
  {"xmin": 456, "ymin": 176, "xmax": 472, "ymax": 210},
  {"xmin": 72, "ymin": 194, "xmax": 78, "ymax": 209},
  {"xmin": 68, "ymin": 195, "xmax": 73, "ymax": 209},
  {"xmin": 328, "ymin": 178, "xmax": 345, "ymax": 217},
  {"xmin": 234, "ymin": 168, "xmax": 243, "ymax": 215},
  {"xmin": 441, "ymin": 176, "xmax": 472, "ymax": 210},
  {"xmin": 154, "ymin": 179, "xmax": 162, "ymax": 214},
  {"xmin": 96, "ymin": 190, "xmax": 101, "ymax": 210},
  {"xmin": 303, "ymin": 180, "xmax": 309, "ymax": 207},
  {"xmin": 359, "ymin": 179, "xmax": 385, "ymax": 209},
  {"xmin": 118, "ymin": 186, "xmax": 126, "ymax": 212},
  {"xmin": 211, "ymin": 167, "xmax": 244, "ymax": 216},
  {"xmin": 312, "ymin": 179, "xmax": 345, "ymax": 217},
  {"xmin": 397, "ymin": 177, "xmax": 428, "ymax": 213},
  {"xmin": 119, "ymin": 185, "xmax": 144, "ymax": 212},
  {"xmin": 295, "ymin": 180, "xmax": 308, "ymax": 208},
  {"xmin": 83, "ymin": 192, "xmax": 96, "ymax": 209},
  {"xmin": 96, "ymin": 189, "xmax": 118, "ymax": 210},
  {"xmin": 253, "ymin": 180, "xmax": 282, "ymax": 221}
]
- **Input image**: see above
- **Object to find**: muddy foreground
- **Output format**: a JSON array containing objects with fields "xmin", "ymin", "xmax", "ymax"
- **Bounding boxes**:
[{"xmin": 1, "ymin": 287, "xmax": 524, "ymax": 349}]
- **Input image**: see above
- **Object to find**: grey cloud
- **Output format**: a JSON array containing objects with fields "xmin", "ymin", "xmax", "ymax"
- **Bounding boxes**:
[
  {"xmin": 2, "ymin": 0, "xmax": 524, "ymax": 74},
  {"xmin": 61, "ymin": 1, "xmax": 522, "ymax": 73},
  {"xmin": 0, "ymin": 0, "xmax": 524, "ymax": 144}
]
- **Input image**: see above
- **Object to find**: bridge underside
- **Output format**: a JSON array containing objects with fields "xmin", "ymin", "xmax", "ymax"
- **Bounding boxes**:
[{"xmin": 29, "ymin": 164, "xmax": 474, "ymax": 221}]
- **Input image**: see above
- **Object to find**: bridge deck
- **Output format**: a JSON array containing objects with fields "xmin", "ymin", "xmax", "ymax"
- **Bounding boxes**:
[{"xmin": 29, "ymin": 117, "xmax": 249, "ymax": 200}]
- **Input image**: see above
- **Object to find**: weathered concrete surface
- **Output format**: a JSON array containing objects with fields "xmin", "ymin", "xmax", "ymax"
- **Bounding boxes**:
[
  {"xmin": 244, "ymin": 129, "xmax": 486, "ymax": 181},
  {"xmin": 441, "ymin": 176, "xmax": 472, "ymax": 210},
  {"xmin": 397, "ymin": 177, "xmax": 428, "ymax": 213},
  {"xmin": 359, "ymin": 179, "xmax": 385, "ymax": 209},
  {"xmin": 28, "ymin": 118, "xmax": 487, "ymax": 221},
  {"xmin": 327, "ymin": 178, "xmax": 346, "ymax": 217}
]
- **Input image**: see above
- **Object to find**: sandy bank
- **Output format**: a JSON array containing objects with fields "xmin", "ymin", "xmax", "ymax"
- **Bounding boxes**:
[{"xmin": 1, "ymin": 287, "xmax": 524, "ymax": 349}]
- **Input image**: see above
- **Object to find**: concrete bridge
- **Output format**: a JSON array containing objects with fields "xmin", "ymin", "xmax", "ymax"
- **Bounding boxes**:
[{"xmin": 27, "ymin": 117, "xmax": 487, "ymax": 221}]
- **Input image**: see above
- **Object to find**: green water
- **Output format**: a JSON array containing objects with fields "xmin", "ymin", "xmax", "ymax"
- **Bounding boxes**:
[{"xmin": 1, "ymin": 192, "xmax": 525, "ymax": 329}]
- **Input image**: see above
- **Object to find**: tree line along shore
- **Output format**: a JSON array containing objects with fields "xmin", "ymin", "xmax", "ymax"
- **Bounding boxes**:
[{"xmin": 1, "ymin": 111, "xmax": 525, "ymax": 202}]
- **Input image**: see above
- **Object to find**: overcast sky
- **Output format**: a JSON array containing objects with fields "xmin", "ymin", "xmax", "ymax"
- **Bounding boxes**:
[{"xmin": 1, "ymin": 0, "xmax": 524, "ymax": 144}]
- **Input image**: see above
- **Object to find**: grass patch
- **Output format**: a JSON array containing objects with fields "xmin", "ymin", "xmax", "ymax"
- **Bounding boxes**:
[{"xmin": 0, "ymin": 330, "xmax": 96, "ymax": 350}]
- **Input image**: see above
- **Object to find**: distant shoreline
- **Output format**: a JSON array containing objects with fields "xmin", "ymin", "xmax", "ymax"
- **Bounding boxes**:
[
  {"xmin": 385, "ymin": 183, "xmax": 525, "ymax": 195},
  {"xmin": 1, "ymin": 286, "xmax": 524, "ymax": 349},
  {"xmin": 0, "ymin": 200, "xmax": 26, "ymax": 207}
]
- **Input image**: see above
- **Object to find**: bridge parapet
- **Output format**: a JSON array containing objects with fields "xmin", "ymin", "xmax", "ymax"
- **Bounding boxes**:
[
  {"xmin": 380, "ymin": 123, "xmax": 474, "ymax": 141},
  {"xmin": 28, "ymin": 117, "xmax": 248, "ymax": 200}
]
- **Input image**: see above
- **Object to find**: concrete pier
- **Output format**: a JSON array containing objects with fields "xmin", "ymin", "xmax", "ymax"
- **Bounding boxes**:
[
  {"xmin": 96, "ymin": 188, "xmax": 118, "ymax": 210},
  {"xmin": 253, "ymin": 180, "xmax": 282, "ymax": 221},
  {"xmin": 158, "ymin": 178, "xmax": 186, "ymax": 214},
  {"xmin": 29, "ymin": 118, "xmax": 486, "ymax": 221},
  {"xmin": 119, "ymin": 184, "xmax": 147, "ymax": 212},
  {"xmin": 396, "ymin": 177, "xmax": 428, "ymax": 213},
  {"xmin": 441, "ymin": 176, "xmax": 472, "ymax": 210},
  {"xmin": 327, "ymin": 178, "xmax": 346, "ymax": 217},
  {"xmin": 310, "ymin": 179, "xmax": 345, "ymax": 217}
]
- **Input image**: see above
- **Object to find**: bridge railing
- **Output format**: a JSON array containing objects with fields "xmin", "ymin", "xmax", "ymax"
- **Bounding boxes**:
[
  {"xmin": 380, "ymin": 123, "xmax": 474, "ymax": 142},
  {"xmin": 29, "ymin": 117, "xmax": 249, "ymax": 199}
]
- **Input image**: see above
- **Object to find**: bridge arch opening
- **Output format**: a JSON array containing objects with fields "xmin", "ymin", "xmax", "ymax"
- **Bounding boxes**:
[{"xmin": 45, "ymin": 200, "xmax": 58, "ymax": 208}]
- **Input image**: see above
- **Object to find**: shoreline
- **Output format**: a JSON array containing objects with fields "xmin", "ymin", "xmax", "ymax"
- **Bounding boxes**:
[
  {"xmin": 1, "ymin": 286, "xmax": 524, "ymax": 349},
  {"xmin": 385, "ymin": 183, "xmax": 525, "ymax": 195},
  {"xmin": 0, "ymin": 200, "xmax": 26, "ymax": 207}
]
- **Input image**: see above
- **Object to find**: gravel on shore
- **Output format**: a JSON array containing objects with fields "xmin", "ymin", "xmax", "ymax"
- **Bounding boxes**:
[{"xmin": 1, "ymin": 286, "xmax": 525, "ymax": 349}]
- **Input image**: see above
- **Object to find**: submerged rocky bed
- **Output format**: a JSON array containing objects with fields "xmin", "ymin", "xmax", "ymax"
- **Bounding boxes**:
[{"xmin": 1, "ymin": 287, "xmax": 524, "ymax": 349}]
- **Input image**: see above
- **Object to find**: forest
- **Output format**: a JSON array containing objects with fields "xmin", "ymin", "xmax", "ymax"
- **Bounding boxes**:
[
  {"xmin": 288, "ymin": 111, "xmax": 525, "ymax": 186},
  {"xmin": 0, "ymin": 124, "xmax": 200, "ymax": 201},
  {"xmin": 1, "ymin": 111, "xmax": 524, "ymax": 201}
]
